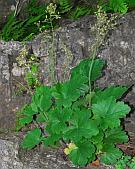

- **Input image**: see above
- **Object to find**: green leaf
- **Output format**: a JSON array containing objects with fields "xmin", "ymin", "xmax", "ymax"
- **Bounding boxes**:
[
  {"xmin": 72, "ymin": 98, "xmax": 87, "ymax": 109},
  {"xmin": 64, "ymin": 108, "xmax": 99, "ymax": 141},
  {"xmin": 71, "ymin": 59, "xmax": 105, "ymax": 82},
  {"xmin": 128, "ymin": 0, "xmax": 135, "ymax": 7},
  {"xmin": 58, "ymin": 0, "xmax": 73, "ymax": 13},
  {"xmin": 36, "ymin": 113, "xmax": 47, "ymax": 122},
  {"xmin": 79, "ymin": 84, "xmax": 89, "ymax": 96},
  {"xmin": 21, "ymin": 128, "xmax": 41, "ymax": 149},
  {"xmin": 42, "ymin": 134, "xmax": 61, "ymax": 147},
  {"xmin": 69, "ymin": 141, "xmax": 95, "ymax": 166},
  {"xmin": 32, "ymin": 86, "xmax": 52, "ymax": 112},
  {"xmin": 128, "ymin": 160, "xmax": 135, "ymax": 169},
  {"xmin": 93, "ymin": 86, "xmax": 128, "ymax": 103},
  {"xmin": 1, "ymin": 12, "xmax": 16, "ymax": 41},
  {"xmin": 16, "ymin": 105, "xmax": 36, "ymax": 130},
  {"xmin": 39, "ymin": 93, "xmax": 52, "ymax": 111},
  {"xmin": 109, "ymin": 0, "xmax": 128, "ymax": 14},
  {"xmin": 70, "ymin": 6, "xmax": 92, "ymax": 19},
  {"xmin": 17, "ymin": 116, "xmax": 33, "ymax": 131},
  {"xmin": 52, "ymin": 59, "xmax": 105, "ymax": 108},
  {"xmin": 38, "ymin": 86, "xmax": 52, "ymax": 111},
  {"xmin": 46, "ymin": 108, "xmax": 72, "ymax": 134},
  {"xmin": 91, "ymin": 130, "xmax": 104, "ymax": 152},
  {"xmin": 92, "ymin": 97, "xmax": 131, "ymax": 129},
  {"xmin": 104, "ymin": 128, "xmax": 128, "ymax": 144},
  {"xmin": 26, "ymin": 14, "xmax": 43, "ymax": 25},
  {"xmin": 31, "ymin": 64, "xmax": 38, "ymax": 73},
  {"xmin": 115, "ymin": 155, "xmax": 130, "ymax": 169},
  {"xmin": 101, "ymin": 144, "xmax": 123, "ymax": 165},
  {"xmin": 19, "ymin": 105, "xmax": 36, "ymax": 116},
  {"xmin": 24, "ymin": 105, "xmax": 37, "ymax": 116},
  {"xmin": 31, "ymin": 101, "xmax": 38, "ymax": 112},
  {"xmin": 52, "ymin": 75, "xmax": 87, "ymax": 107}
]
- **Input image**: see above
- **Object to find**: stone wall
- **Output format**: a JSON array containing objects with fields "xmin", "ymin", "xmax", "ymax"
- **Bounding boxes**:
[
  {"xmin": 0, "ymin": 134, "xmax": 114, "ymax": 169},
  {"xmin": 0, "ymin": 11, "xmax": 135, "ymax": 134},
  {"xmin": 0, "ymin": 9, "xmax": 135, "ymax": 169}
]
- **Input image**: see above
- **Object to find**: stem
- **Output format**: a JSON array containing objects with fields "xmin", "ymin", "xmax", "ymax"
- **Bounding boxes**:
[
  {"xmin": 88, "ymin": 7, "xmax": 116, "ymax": 107},
  {"xmin": 60, "ymin": 139, "xmax": 68, "ymax": 148},
  {"xmin": 33, "ymin": 119, "xmax": 47, "ymax": 137},
  {"xmin": 49, "ymin": 16, "xmax": 56, "ymax": 85},
  {"xmin": 88, "ymin": 44, "xmax": 98, "ymax": 106}
]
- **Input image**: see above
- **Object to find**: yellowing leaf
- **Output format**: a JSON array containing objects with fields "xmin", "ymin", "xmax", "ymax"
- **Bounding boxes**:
[
  {"xmin": 68, "ymin": 143, "xmax": 77, "ymax": 149},
  {"xmin": 64, "ymin": 148, "xmax": 70, "ymax": 155},
  {"xmin": 64, "ymin": 143, "xmax": 78, "ymax": 155}
]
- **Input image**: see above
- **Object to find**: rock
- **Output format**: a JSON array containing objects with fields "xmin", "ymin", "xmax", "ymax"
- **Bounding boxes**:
[
  {"xmin": 0, "ymin": 41, "xmax": 28, "ymax": 130},
  {"xmin": 1, "ymin": 9, "xmax": 135, "ymax": 169},
  {"xmin": 0, "ymin": 134, "xmax": 114, "ymax": 169},
  {"xmin": 0, "ymin": 11, "xmax": 135, "ymax": 135},
  {"xmin": 0, "ymin": 136, "xmax": 23, "ymax": 169},
  {"xmin": 96, "ymin": 12, "xmax": 135, "ymax": 135}
]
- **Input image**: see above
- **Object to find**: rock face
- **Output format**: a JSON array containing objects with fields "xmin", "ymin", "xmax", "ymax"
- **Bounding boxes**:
[
  {"xmin": 0, "ymin": 11, "xmax": 135, "ymax": 133},
  {"xmin": 0, "ymin": 41, "xmax": 28, "ymax": 130},
  {"xmin": 0, "ymin": 134, "xmax": 114, "ymax": 169},
  {"xmin": 0, "ymin": 9, "xmax": 135, "ymax": 169}
]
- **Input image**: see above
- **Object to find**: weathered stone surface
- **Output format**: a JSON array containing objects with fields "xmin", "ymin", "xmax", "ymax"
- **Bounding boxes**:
[
  {"xmin": 0, "ymin": 41, "xmax": 28, "ymax": 130},
  {"xmin": 97, "ymin": 13, "xmax": 135, "ymax": 135},
  {"xmin": 0, "ymin": 15, "xmax": 94, "ymax": 129},
  {"xmin": 0, "ymin": 10, "xmax": 135, "ymax": 134},
  {"xmin": 0, "ymin": 134, "xmax": 114, "ymax": 169},
  {"xmin": 1, "ymin": 9, "xmax": 135, "ymax": 169}
]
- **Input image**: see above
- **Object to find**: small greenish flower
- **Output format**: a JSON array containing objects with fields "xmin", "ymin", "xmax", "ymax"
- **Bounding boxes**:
[{"xmin": 46, "ymin": 3, "xmax": 61, "ymax": 19}]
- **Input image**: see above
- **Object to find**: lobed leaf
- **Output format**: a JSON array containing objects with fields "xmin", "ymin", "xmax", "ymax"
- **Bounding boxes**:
[
  {"xmin": 101, "ymin": 144, "xmax": 123, "ymax": 165},
  {"xmin": 69, "ymin": 141, "xmax": 95, "ymax": 166},
  {"xmin": 16, "ymin": 105, "xmax": 36, "ymax": 130},
  {"xmin": 42, "ymin": 134, "xmax": 61, "ymax": 147},
  {"xmin": 91, "ymin": 130, "xmax": 104, "ymax": 152},
  {"xmin": 92, "ymin": 97, "xmax": 131, "ymax": 129},
  {"xmin": 92, "ymin": 86, "xmax": 128, "ymax": 103},
  {"xmin": 21, "ymin": 128, "xmax": 41, "ymax": 149},
  {"xmin": 104, "ymin": 127, "xmax": 128, "ymax": 144},
  {"xmin": 31, "ymin": 86, "xmax": 52, "ymax": 112},
  {"xmin": 52, "ymin": 75, "xmax": 87, "ymax": 107},
  {"xmin": 71, "ymin": 59, "xmax": 105, "ymax": 82},
  {"xmin": 64, "ymin": 108, "xmax": 99, "ymax": 141},
  {"xmin": 36, "ymin": 113, "xmax": 47, "ymax": 123},
  {"xmin": 46, "ymin": 108, "xmax": 72, "ymax": 134}
]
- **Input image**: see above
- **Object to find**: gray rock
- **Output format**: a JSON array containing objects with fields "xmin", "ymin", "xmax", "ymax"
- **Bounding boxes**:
[
  {"xmin": 1, "ymin": 9, "xmax": 135, "ymax": 169},
  {"xmin": 0, "ymin": 40, "xmax": 27, "ymax": 130},
  {"xmin": 0, "ymin": 10, "xmax": 135, "ymax": 135},
  {"xmin": 0, "ymin": 134, "xmax": 114, "ymax": 169},
  {"xmin": 0, "ymin": 138, "xmax": 23, "ymax": 169}
]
